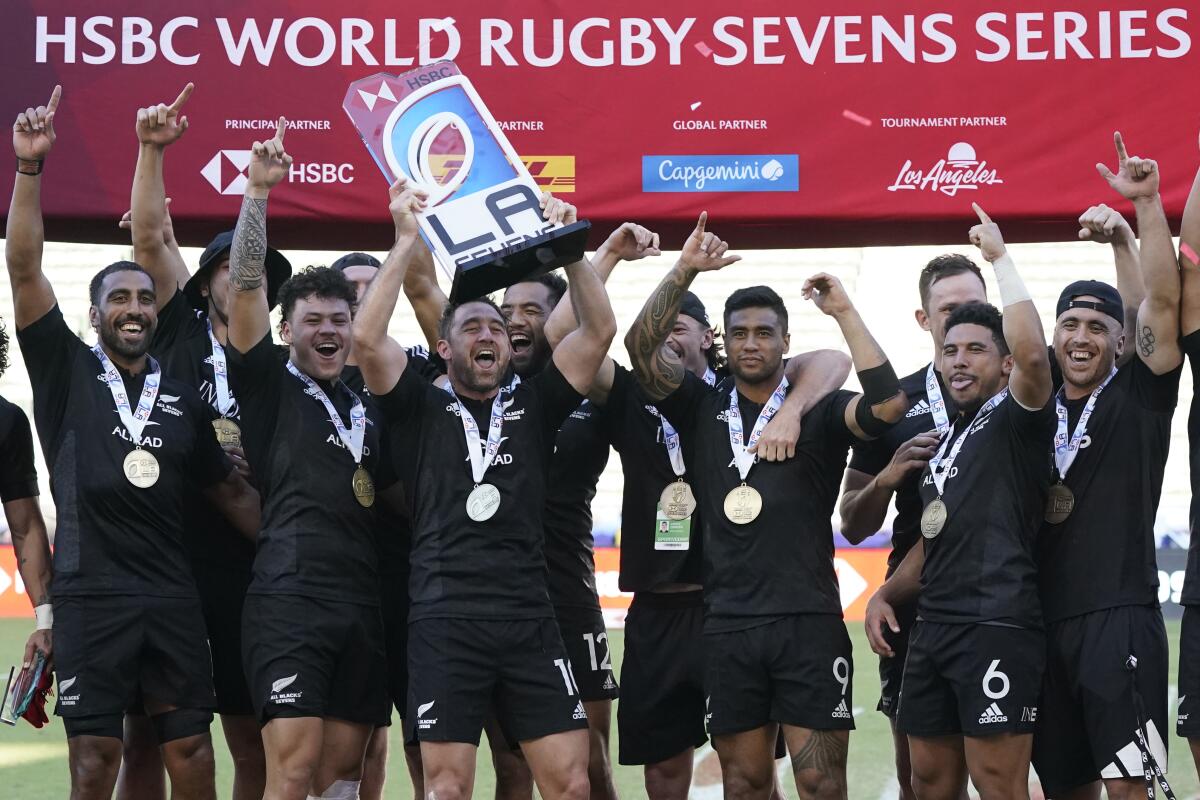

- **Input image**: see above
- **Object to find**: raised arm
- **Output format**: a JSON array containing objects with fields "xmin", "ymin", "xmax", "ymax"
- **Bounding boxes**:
[
  {"xmin": 545, "ymin": 218, "xmax": 661, "ymax": 405},
  {"xmin": 1077, "ymin": 203, "xmax": 1142, "ymax": 363},
  {"xmin": 802, "ymin": 273, "xmax": 907, "ymax": 441},
  {"xmin": 6, "ymin": 86, "xmax": 60, "ymax": 329},
  {"xmin": 1097, "ymin": 132, "xmax": 1182, "ymax": 373},
  {"xmin": 131, "ymin": 83, "xmax": 193, "ymax": 308},
  {"xmin": 753, "ymin": 349, "xmax": 852, "ymax": 461},
  {"xmin": 402, "ymin": 238, "xmax": 447, "ymax": 351},
  {"xmin": 969, "ymin": 204, "xmax": 1052, "ymax": 409},
  {"xmin": 551, "ymin": 254, "xmax": 617, "ymax": 396},
  {"xmin": 545, "ymin": 216, "xmax": 661, "ymax": 349},
  {"xmin": 227, "ymin": 117, "xmax": 289, "ymax": 354},
  {"xmin": 1182, "ymin": 135, "xmax": 1200, "ymax": 337},
  {"xmin": 353, "ymin": 180, "xmax": 425, "ymax": 396},
  {"xmin": 624, "ymin": 213, "xmax": 740, "ymax": 400}
]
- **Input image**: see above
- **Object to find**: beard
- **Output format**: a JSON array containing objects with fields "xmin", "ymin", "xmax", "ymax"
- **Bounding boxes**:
[{"xmin": 99, "ymin": 316, "xmax": 152, "ymax": 360}]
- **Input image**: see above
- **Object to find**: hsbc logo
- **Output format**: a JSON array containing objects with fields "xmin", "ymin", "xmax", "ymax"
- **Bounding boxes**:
[
  {"xmin": 201, "ymin": 150, "xmax": 252, "ymax": 195},
  {"xmin": 201, "ymin": 150, "xmax": 356, "ymax": 195}
]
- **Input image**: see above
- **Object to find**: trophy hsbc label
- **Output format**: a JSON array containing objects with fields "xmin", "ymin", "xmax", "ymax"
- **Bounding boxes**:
[{"xmin": 343, "ymin": 62, "xmax": 589, "ymax": 301}]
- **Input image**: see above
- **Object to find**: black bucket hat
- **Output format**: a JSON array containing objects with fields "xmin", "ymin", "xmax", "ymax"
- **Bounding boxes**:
[{"xmin": 183, "ymin": 230, "xmax": 292, "ymax": 312}]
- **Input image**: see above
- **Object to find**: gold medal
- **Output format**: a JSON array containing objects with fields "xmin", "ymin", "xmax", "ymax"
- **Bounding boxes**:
[
  {"xmin": 659, "ymin": 479, "xmax": 698, "ymax": 521},
  {"xmin": 211, "ymin": 417, "xmax": 242, "ymax": 448},
  {"xmin": 921, "ymin": 498, "xmax": 948, "ymax": 539},
  {"xmin": 1044, "ymin": 483, "xmax": 1074, "ymax": 524},
  {"xmin": 123, "ymin": 448, "xmax": 160, "ymax": 489},
  {"xmin": 467, "ymin": 483, "xmax": 501, "ymax": 522},
  {"xmin": 352, "ymin": 465, "xmax": 375, "ymax": 508},
  {"xmin": 723, "ymin": 483, "xmax": 763, "ymax": 525}
]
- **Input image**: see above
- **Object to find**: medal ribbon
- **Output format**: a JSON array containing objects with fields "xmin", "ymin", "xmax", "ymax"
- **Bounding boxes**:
[
  {"xmin": 927, "ymin": 388, "xmax": 1008, "ymax": 496},
  {"xmin": 727, "ymin": 375, "xmax": 789, "ymax": 481},
  {"xmin": 444, "ymin": 376, "xmax": 521, "ymax": 485},
  {"xmin": 91, "ymin": 345, "xmax": 161, "ymax": 446},
  {"xmin": 660, "ymin": 367, "xmax": 716, "ymax": 477},
  {"xmin": 1052, "ymin": 366, "xmax": 1117, "ymax": 479},
  {"xmin": 205, "ymin": 320, "xmax": 236, "ymax": 418},
  {"xmin": 924, "ymin": 362, "xmax": 951, "ymax": 435},
  {"xmin": 286, "ymin": 361, "xmax": 366, "ymax": 465}
]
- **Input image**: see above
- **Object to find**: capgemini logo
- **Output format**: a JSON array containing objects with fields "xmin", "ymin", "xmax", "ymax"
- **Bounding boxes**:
[{"xmin": 406, "ymin": 111, "xmax": 474, "ymax": 205}]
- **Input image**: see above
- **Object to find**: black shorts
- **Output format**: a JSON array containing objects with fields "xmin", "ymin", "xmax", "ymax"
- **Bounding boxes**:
[
  {"xmin": 877, "ymin": 601, "xmax": 918, "ymax": 719},
  {"xmin": 242, "ymin": 594, "xmax": 389, "ymax": 727},
  {"xmin": 556, "ymin": 606, "xmax": 619, "ymax": 703},
  {"xmin": 1178, "ymin": 605, "xmax": 1200, "ymax": 738},
  {"xmin": 897, "ymin": 621, "xmax": 1043, "ymax": 738},
  {"xmin": 194, "ymin": 560, "xmax": 253, "ymax": 716},
  {"xmin": 704, "ymin": 614, "xmax": 854, "ymax": 737},
  {"xmin": 1033, "ymin": 605, "xmax": 1168, "ymax": 794},
  {"xmin": 618, "ymin": 590, "xmax": 708, "ymax": 765},
  {"xmin": 406, "ymin": 617, "xmax": 589, "ymax": 745},
  {"xmin": 53, "ymin": 595, "xmax": 216, "ymax": 722}
]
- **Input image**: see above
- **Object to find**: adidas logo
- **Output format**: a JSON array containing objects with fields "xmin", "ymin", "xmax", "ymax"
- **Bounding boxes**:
[
  {"xmin": 905, "ymin": 400, "xmax": 931, "ymax": 418},
  {"xmin": 572, "ymin": 701, "xmax": 587, "ymax": 721},
  {"xmin": 602, "ymin": 675, "xmax": 617, "ymax": 691},
  {"xmin": 831, "ymin": 699, "xmax": 852, "ymax": 719},
  {"xmin": 978, "ymin": 702, "xmax": 1008, "ymax": 724}
]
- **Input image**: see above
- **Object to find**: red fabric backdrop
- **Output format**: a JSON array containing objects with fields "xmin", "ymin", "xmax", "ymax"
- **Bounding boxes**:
[{"xmin": 2, "ymin": 1, "xmax": 1199, "ymax": 250}]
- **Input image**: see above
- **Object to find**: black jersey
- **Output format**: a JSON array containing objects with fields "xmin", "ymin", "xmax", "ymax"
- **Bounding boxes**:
[
  {"xmin": 917, "ymin": 392, "xmax": 1055, "ymax": 628},
  {"xmin": 0, "ymin": 395, "xmax": 38, "ymax": 503},
  {"xmin": 543, "ymin": 398, "xmax": 610, "ymax": 610},
  {"xmin": 378, "ymin": 361, "xmax": 582, "ymax": 622},
  {"xmin": 16, "ymin": 306, "xmax": 231, "ymax": 598},
  {"xmin": 599, "ymin": 364, "xmax": 706, "ymax": 591},
  {"xmin": 1181, "ymin": 331, "xmax": 1200, "ymax": 605},
  {"xmin": 849, "ymin": 364, "xmax": 956, "ymax": 577},
  {"xmin": 149, "ymin": 290, "xmax": 253, "ymax": 566},
  {"xmin": 655, "ymin": 371, "xmax": 858, "ymax": 632},
  {"xmin": 229, "ymin": 334, "xmax": 383, "ymax": 606},
  {"xmin": 1036, "ymin": 357, "xmax": 1179, "ymax": 621}
]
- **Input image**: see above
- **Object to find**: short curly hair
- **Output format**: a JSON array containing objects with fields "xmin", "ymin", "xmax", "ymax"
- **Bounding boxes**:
[
  {"xmin": 944, "ymin": 302, "xmax": 1009, "ymax": 355},
  {"xmin": 277, "ymin": 266, "xmax": 357, "ymax": 325},
  {"xmin": 89, "ymin": 261, "xmax": 150, "ymax": 305}
]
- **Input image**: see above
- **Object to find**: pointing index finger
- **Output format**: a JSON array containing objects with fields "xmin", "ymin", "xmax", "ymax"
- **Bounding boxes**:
[
  {"xmin": 169, "ymin": 82, "xmax": 194, "ymax": 112},
  {"xmin": 275, "ymin": 116, "xmax": 287, "ymax": 143},
  {"xmin": 694, "ymin": 211, "xmax": 707, "ymax": 237},
  {"xmin": 45, "ymin": 84, "xmax": 62, "ymax": 114},
  {"xmin": 971, "ymin": 202, "xmax": 991, "ymax": 225},
  {"xmin": 1113, "ymin": 131, "xmax": 1128, "ymax": 165}
]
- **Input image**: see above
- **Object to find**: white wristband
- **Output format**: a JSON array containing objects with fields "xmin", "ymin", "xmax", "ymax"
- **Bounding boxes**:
[
  {"xmin": 991, "ymin": 253, "xmax": 1031, "ymax": 307},
  {"xmin": 34, "ymin": 603, "xmax": 52, "ymax": 631}
]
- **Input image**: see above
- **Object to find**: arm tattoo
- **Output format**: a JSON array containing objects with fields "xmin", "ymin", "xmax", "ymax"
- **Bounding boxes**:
[
  {"xmin": 1138, "ymin": 324, "xmax": 1156, "ymax": 357},
  {"xmin": 628, "ymin": 268, "xmax": 689, "ymax": 400},
  {"xmin": 790, "ymin": 729, "xmax": 848, "ymax": 787},
  {"xmin": 229, "ymin": 196, "xmax": 268, "ymax": 292}
]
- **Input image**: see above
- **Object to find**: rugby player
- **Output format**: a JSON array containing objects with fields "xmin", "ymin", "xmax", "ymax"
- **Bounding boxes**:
[
  {"xmin": 1031, "ymin": 135, "xmax": 1182, "ymax": 799},
  {"xmin": 225, "ymin": 119, "xmax": 389, "ymax": 800},
  {"xmin": 7, "ymin": 85, "xmax": 259, "ymax": 800},
  {"xmin": 869, "ymin": 206, "xmax": 1054, "ymax": 799},
  {"xmin": 124, "ymin": 83, "xmax": 291, "ymax": 800},
  {"xmin": 353, "ymin": 179, "xmax": 615, "ymax": 800},
  {"xmin": 626, "ymin": 213, "xmax": 908, "ymax": 800}
]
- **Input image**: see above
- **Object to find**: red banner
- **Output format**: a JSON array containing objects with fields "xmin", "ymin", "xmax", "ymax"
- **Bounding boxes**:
[{"xmin": 3, "ymin": 2, "xmax": 1199, "ymax": 250}]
